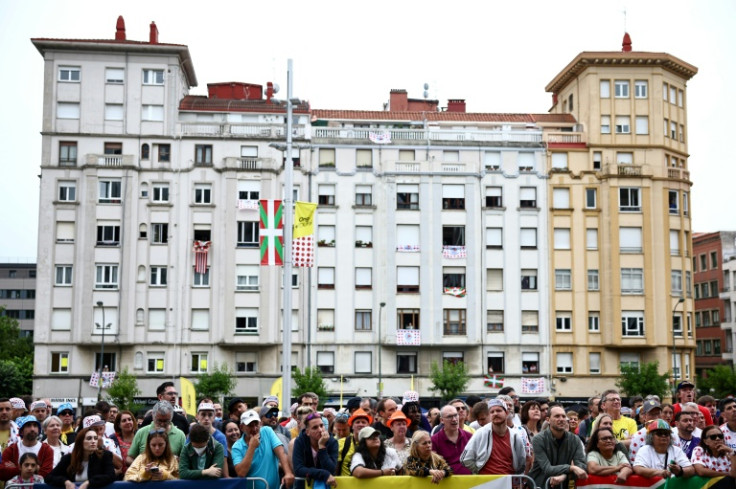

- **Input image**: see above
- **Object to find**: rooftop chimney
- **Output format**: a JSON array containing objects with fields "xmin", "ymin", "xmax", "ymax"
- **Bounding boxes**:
[
  {"xmin": 389, "ymin": 89, "xmax": 408, "ymax": 111},
  {"xmin": 622, "ymin": 32, "xmax": 632, "ymax": 52},
  {"xmin": 149, "ymin": 21, "xmax": 159, "ymax": 44},
  {"xmin": 115, "ymin": 16, "xmax": 126, "ymax": 41},
  {"xmin": 447, "ymin": 99, "xmax": 466, "ymax": 113}
]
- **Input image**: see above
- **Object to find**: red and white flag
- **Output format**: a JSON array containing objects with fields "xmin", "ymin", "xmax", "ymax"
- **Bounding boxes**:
[
  {"xmin": 521, "ymin": 377, "xmax": 546, "ymax": 395},
  {"xmin": 396, "ymin": 329, "xmax": 421, "ymax": 346},
  {"xmin": 193, "ymin": 241, "xmax": 211, "ymax": 274}
]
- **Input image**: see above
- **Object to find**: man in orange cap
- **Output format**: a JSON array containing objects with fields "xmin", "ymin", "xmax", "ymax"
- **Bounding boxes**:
[{"xmin": 336, "ymin": 408, "xmax": 372, "ymax": 475}]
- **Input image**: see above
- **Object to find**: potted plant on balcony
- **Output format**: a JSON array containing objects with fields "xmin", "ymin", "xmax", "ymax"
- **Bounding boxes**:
[
  {"xmin": 317, "ymin": 239, "xmax": 335, "ymax": 247},
  {"xmin": 355, "ymin": 240, "xmax": 373, "ymax": 248}
]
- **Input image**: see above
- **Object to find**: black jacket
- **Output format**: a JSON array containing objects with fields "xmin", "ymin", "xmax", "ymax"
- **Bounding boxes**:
[
  {"xmin": 292, "ymin": 430, "xmax": 338, "ymax": 489},
  {"xmin": 46, "ymin": 450, "xmax": 116, "ymax": 488}
]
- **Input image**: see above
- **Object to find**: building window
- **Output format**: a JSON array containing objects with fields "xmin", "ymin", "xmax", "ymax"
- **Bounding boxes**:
[
  {"xmin": 147, "ymin": 309, "xmax": 166, "ymax": 331},
  {"xmin": 522, "ymin": 352, "xmax": 539, "ymax": 373},
  {"xmin": 398, "ymin": 149, "xmax": 414, "ymax": 161},
  {"xmin": 620, "ymin": 227, "xmax": 642, "ymax": 253},
  {"xmin": 105, "ymin": 67, "xmax": 124, "ymax": 83},
  {"xmin": 59, "ymin": 142, "xmax": 78, "ymax": 166},
  {"xmin": 355, "ymin": 310, "xmax": 372, "ymax": 331},
  {"xmin": 191, "ymin": 309, "xmax": 209, "ymax": 331},
  {"xmin": 355, "ymin": 268, "xmax": 372, "ymax": 289},
  {"xmin": 143, "ymin": 69, "xmax": 164, "ymax": 85},
  {"xmin": 318, "ymin": 184, "xmax": 336, "ymax": 206},
  {"xmin": 355, "ymin": 226, "xmax": 372, "ymax": 247},
  {"xmin": 600, "ymin": 80, "xmax": 610, "ymax": 98},
  {"xmin": 95, "ymin": 264, "xmax": 119, "ymax": 289},
  {"xmin": 635, "ymin": 116, "xmax": 649, "ymax": 134},
  {"xmin": 556, "ymin": 353, "xmax": 573, "ymax": 374},
  {"xmin": 397, "ymin": 266, "xmax": 419, "ymax": 293},
  {"xmin": 621, "ymin": 268, "xmax": 644, "ymax": 294},
  {"xmin": 151, "ymin": 223, "xmax": 168, "ymax": 244},
  {"xmin": 622, "ymin": 311, "xmax": 645, "ymax": 337},
  {"xmin": 235, "ymin": 265, "xmax": 259, "ymax": 291},
  {"xmin": 442, "ymin": 184, "xmax": 465, "ymax": 209},
  {"xmin": 614, "ymin": 80, "xmax": 630, "ymax": 98},
  {"xmin": 669, "ymin": 190, "xmax": 679, "ymax": 214},
  {"xmin": 356, "ymin": 149, "xmax": 372, "ymax": 169},
  {"xmin": 194, "ymin": 184, "xmax": 212, "ymax": 204},
  {"xmin": 319, "ymin": 148, "xmax": 335, "ymax": 167},
  {"xmin": 397, "ymin": 309, "xmax": 420, "ymax": 329},
  {"xmin": 397, "ymin": 353, "xmax": 417, "ymax": 374},
  {"xmin": 236, "ymin": 221, "xmax": 259, "ymax": 247},
  {"xmin": 619, "ymin": 187, "xmax": 641, "ymax": 212},
  {"xmin": 521, "ymin": 311, "xmax": 539, "ymax": 333},
  {"xmin": 711, "ymin": 251, "xmax": 718, "ymax": 269},
  {"xmin": 672, "ymin": 270, "xmax": 683, "ymax": 295},
  {"xmin": 355, "ymin": 185, "xmax": 372, "ymax": 206},
  {"xmin": 615, "ymin": 116, "xmax": 631, "ymax": 134},
  {"xmin": 317, "ymin": 225, "xmax": 336, "ymax": 247},
  {"xmin": 96, "ymin": 224, "xmax": 120, "ymax": 246},
  {"xmin": 443, "ymin": 352, "xmax": 464, "ymax": 366},
  {"xmin": 556, "ymin": 312, "xmax": 572, "ymax": 332},
  {"xmin": 235, "ymin": 308, "xmax": 258, "ymax": 333},
  {"xmin": 552, "ymin": 188, "xmax": 570, "ymax": 209},
  {"xmin": 50, "ymin": 352, "xmax": 69, "ymax": 373},
  {"xmin": 601, "ymin": 115, "xmax": 611, "ymax": 134},
  {"xmin": 484, "ymin": 151, "xmax": 501, "ymax": 171},
  {"xmin": 152, "ymin": 184, "xmax": 170, "ymax": 203},
  {"xmin": 673, "ymin": 313, "xmax": 683, "ymax": 337},
  {"xmin": 235, "ymin": 352, "xmax": 257, "ymax": 373},
  {"xmin": 518, "ymin": 152, "xmax": 535, "ymax": 172},
  {"xmin": 521, "ymin": 269, "xmax": 538, "ymax": 291},
  {"xmin": 588, "ymin": 312, "xmax": 600, "ymax": 332},
  {"xmin": 443, "ymin": 267, "xmax": 465, "ymax": 289},
  {"xmin": 593, "ymin": 152, "xmax": 602, "ymax": 170},
  {"xmin": 58, "ymin": 181, "xmax": 76, "ymax": 202},
  {"xmin": 670, "ymin": 230, "xmax": 680, "ymax": 255},
  {"xmin": 634, "ymin": 80, "xmax": 648, "ymax": 98},
  {"xmin": 158, "ymin": 144, "xmax": 171, "ymax": 162},
  {"xmin": 487, "ymin": 269, "xmax": 503, "ymax": 291},
  {"xmin": 142, "ymin": 105, "xmax": 163, "ymax": 122},
  {"xmin": 520, "ymin": 228, "xmax": 537, "ymax": 248},
  {"xmin": 588, "ymin": 270, "xmax": 600, "ymax": 291},
  {"xmin": 194, "ymin": 145, "xmax": 213, "ymax": 166},
  {"xmin": 553, "ymin": 228, "xmax": 571, "ymax": 250},
  {"xmin": 442, "ymin": 226, "xmax": 465, "ymax": 247},
  {"xmin": 57, "ymin": 102, "xmax": 80, "ymax": 119},
  {"xmin": 94, "ymin": 352, "xmax": 117, "ymax": 372},
  {"xmin": 485, "ymin": 187, "xmax": 502, "ymax": 208},
  {"xmin": 620, "ymin": 353, "xmax": 641, "ymax": 370},
  {"xmin": 55, "ymin": 265, "xmax": 73, "ymax": 286},
  {"xmin": 193, "ymin": 267, "xmax": 210, "ymax": 287},
  {"xmin": 519, "ymin": 187, "xmax": 537, "ymax": 208},
  {"xmin": 354, "ymin": 352, "xmax": 372, "ymax": 374},
  {"xmin": 397, "ymin": 184, "xmax": 419, "ymax": 210},
  {"xmin": 584, "ymin": 188, "xmax": 597, "ymax": 209},
  {"xmin": 147, "ymin": 352, "xmax": 165, "ymax": 373},
  {"xmin": 670, "ymin": 86, "xmax": 677, "ymax": 104},
  {"xmin": 190, "ymin": 353, "xmax": 208, "ymax": 373},
  {"xmin": 555, "ymin": 269, "xmax": 572, "ymax": 290},
  {"xmin": 105, "ymin": 104, "xmax": 124, "ymax": 121},
  {"xmin": 586, "ymin": 228, "xmax": 598, "ymax": 250},
  {"xmin": 51, "ymin": 308, "xmax": 72, "ymax": 331},
  {"xmin": 150, "ymin": 266, "xmax": 168, "ymax": 286},
  {"xmin": 317, "ymin": 309, "xmax": 334, "ymax": 331},
  {"xmin": 487, "ymin": 352, "xmax": 505, "ymax": 374},
  {"xmin": 589, "ymin": 353, "xmax": 601, "ymax": 375},
  {"xmin": 58, "ymin": 66, "xmax": 80, "ymax": 82},
  {"xmin": 318, "ymin": 267, "xmax": 335, "ymax": 289},
  {"xmin": 316, "ymin": 352, "xmax": 334, "ymax": 374},
  {"xmin": 551, "ymin": 153, "xmax": 568, "ymax": 170},
  {"xmin": 487, "ymin": 310, "xmax": 504, "ymax": 332},
  {"xmin": 98, "ymin": 179, "xmax": 122, "ymax": 204},
  {"xmin": 56, "ymin": 221, "xmax": 75, "ymax": 243}
]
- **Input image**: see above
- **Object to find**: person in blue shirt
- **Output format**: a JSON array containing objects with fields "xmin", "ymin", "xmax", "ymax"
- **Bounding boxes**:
[{"xmin": 232, "ymin": 410, "xmax": 294, "ymax": 489}]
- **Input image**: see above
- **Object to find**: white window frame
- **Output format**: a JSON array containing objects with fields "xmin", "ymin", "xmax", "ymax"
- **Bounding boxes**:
[
  {"xmin": 318, "ymin": 267, "xmax": 336, "ymax": 289},
  {"xmin": 588, "ymin": 270, "xmax": 600, "ymax": 291},
  {"xmin": 142, "ymin": 105, "xmax": 164, "ymax": 122},
  {"xmin": 556, "ymin": 312, "xmax": 572, "ymax": 332},
  {"xmin": 354, "ymin": 352, "xmax": 372, "ymax": 374},
  {"xmin": 601, "ymin": 115, "xmax": 611, "ymax": 134},
  {"xmin": 235, "ymin": 308, "xmax": 259, "ymax": 333},
  {"xmin": 556, "ymin": 352, "xmax": 573, "ymax": 374},
  {"xmin": 555, "ymin": 269, "xmax": 572, "ymax": 290},
  {"xmin": 355, "ymin": 268, "xmax": 372, "ymax": 289},
  {"xmin": 105, "ymin": 104, "xmax": 124, "ymax": 121},
  {"xmin": 621, "ymin": 268, "xmax": 644, "ymax": 294},
  {"xmin": 635, "ymin": 116, "xmax": 649, "ymax": 135},
  {"xmin": 98, "ymin": 179, "xmax": 122, "ymax": 203},
  {"xmin": 619, "ymin": 187, "xmax": 641, "ymax": 212},
  {"xmin": 150, "ymin": 266, "xmax": 168, "ymax": 287},
  {"xmin": 600, "ymin": 80, "xmax": 610, "ymax": 98},
  {"xmin": 619, "ymin": 227, "xmax": 643, "ymax": 253},
  {"xmin": 318, "ymin": 184, "xmax": 336, "ymax": 206},
  {"xmin": 105, "ymin": 67, "xmax": 124, "ymax": 84},
  {"xmin": 194, "ymin": 183, "xmax": 212, "ymax": 204},
  {"xmin": 58, "ymin": 66, "xmax": 81, "ymax": 82},
  {"xmin": 614, "ymin": 80, "xmax": 630, "ymax": 98},
  {"xmin": 588, "ymin": 312, "xmax": 600, "ymax": 332},
  {"xmin": 57, "ymin": 102, "xmax": 80, "ymax": 119},
  {"xmin": 58, "ymin": 181, "xmax": 77, "ymax": 202},
  {"xmin": 147, "ymin": 352, "xmax": 165, "ymax": 373},
  {"xmin": 553, "ymin": 228, "xmax": 571, "ymax": 250},
  {"xmin": 191, "ymin": 352, "xmax": 209, "ymax": 373},
  {"xmin": 634, "ymin": 80, "xmax": 648, "ymax": 98},
  {"xmin": 191, "ymin": 309, "xmax": 210, "ymax": 331},
  {"xmin": 552, "ymin": 188, "xmax": 570, "ymax": 209},
  {"xmin": 95, "ymin": 264, "xmax": 119, "ymax": 290},
  {"xmin": 317, "ymin": 351, "xmax": 335, "ymax": 374},
  {"xmin": 586, "ymin": 228, "xmax": 598, "ymax": 250},
  {"xmin": 622, "ymin": 311, "xmax": 645, "ymax": 337},
  {"xmin": 193, "ymin": 267, "xmax": 210, "ymax": 287},
  {"xmin": 236, "ymin": 265, "xmax": 259, "ymax": 291},
  {"xmin": 486, "ymin": 227, "xmax": 503, "ymax": 248},
  {"xmin": 151, "ymin": 223, "xmax": 168, "ymax": 244},
  {"xmin": 520, "ymin": 228, "xmax": 537, "ymax": 248},
  {"xmin": 55, "ymin": 265, "xmax": 73, "ymax": 286},
  {"xmin": 521, "ymin": 269, "xmax": 537, "ymax": 291},
  {"xmin": 589, "ymin": 353, "xmax": 601, "ymax": 375},
  {"xmin": 672, "ymin": 270, "xmax": 683, "ymax": 295},
  {"xmin": 585, "ymin": 188, "xmax": 597, "ymax": 209},
  {"xmin": 615, "ymin": 116, "xmax": 631, "ymax": 134},
  {"xmin": 142, "ymin": 69, "xmax": 164, "ymax": 85},
  {"xmin": 355, "ymin": 185, "xmax": 372, "ymax": 206},
  {"xmin": 50, "ymin": 352, "xmax": 69, "ymax": 373},
  {"xmin": 236, "ymin": 221, "xmax": 259, "ymax": 247},
  {"xmin": 152, "ymin": 184, "xmax": 170, "ymax": 203}
]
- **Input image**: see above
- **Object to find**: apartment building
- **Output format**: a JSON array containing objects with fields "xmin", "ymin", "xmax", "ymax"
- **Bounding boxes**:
[{"xmin": 0, "ymin": 263, "xmax": 36, "ymax": 337}]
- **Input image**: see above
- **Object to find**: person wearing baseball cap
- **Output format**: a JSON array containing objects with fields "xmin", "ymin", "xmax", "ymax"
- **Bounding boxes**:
[
  {"xmin": 55, "ymin": 402, "xmax": 76, "ymax": 445},
  {"xmin": 632, "ymin": 419, "xmax": 693, "ymax": 479},
  {"xmin": 193, "ymin": 402, "xmax": 230, "ymax": 476},
  {"xmin": 232, "ymin": 410, "xmax": 294, "ymax": 489},
  {"xmin": 0, "ymin": 415, "xmax": 54, "ymax": 481},
  {"xmin": 9, "ymin": 398, "xmax": 27, "ymax": 421},
  {"xmin": 82, "ymin": 414, "xmax": 124, "ymax": 473},
  {"xmin": 628, "ymin": 400, "xmax": 664, "ymax": 463},
  {"xmin": 259, "ymin": 405, "xmax": 290, "ymax": 446},
  {"xmin": 336, "ymin": 408, "xmax": 373, "ymax": 476},
  {"xmin": 672, "ymin": 380, "xmax": 714, "ymax": 427},
  {"xmin": 30, "ymin": 401, "xmax": 49, "ymax": 424},
  {"xmin": 350, "ymin": 426, "xmax": 402, "ymax": 477}
]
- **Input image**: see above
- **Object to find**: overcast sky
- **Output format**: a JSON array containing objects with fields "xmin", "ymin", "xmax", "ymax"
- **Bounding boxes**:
[{"xmin": 1, "ymin": 0, "xmax": 734, "ymax": 261}]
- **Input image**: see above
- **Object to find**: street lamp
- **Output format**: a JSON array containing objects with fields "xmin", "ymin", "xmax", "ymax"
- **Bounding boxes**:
[
  {"xmin": 95, "ymin": 301, "xmax": 111, "ymax": 401},
  {"xmin": 672, "ymin": 296, "xmax": 685, "ymax": 399},
  {"xmin": 377, "ymin": 301, "xmax": 386, "ymax": 398}
]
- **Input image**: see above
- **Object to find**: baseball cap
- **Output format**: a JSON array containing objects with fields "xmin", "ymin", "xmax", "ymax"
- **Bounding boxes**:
[
  {"xmin": 259, "ymin": 406, "xmax": 279, "ymax": 418},
  {"xmin": 57, "ymin": 402, "xmax": 75, "ymax": 415},
  {"xmin": 641, "ymin": 400, "xmax": 662, "ymax": 414},
  {"xmin": 348, "ymin": 408, "xmax": 373, "ymax": 426},
  {"xmin": 647, "ymin": 419, "xmax": 672, "ymax": 433},
  {"xmin": 16, "ymin": 415, "xmax": 40, "ymax": 431},
  {"xmin": 677, "ymin": 380, "xmax": 695, "ymax": 390},
  {"xmin": 228, "ymin": 398, "xmax": 245, "ymax": 413},
  {"xmin": 386, "ymin": 411, "xmax": 408, "ymax": 427},
  {"xmin": 346, "ymin": 397, "xmax": 362, "ymax": 411},
  {"xmin": 83, "ymin": 415, "xmax": 105, "ymax": 428},
  {"xmin": 30, "ymin": 401, "xmax": 47, "ymax": 411},
  {"xmin": 9, "ymin": 398, "xmax": 26, "ymax": 410},
  {"xmin": 197, "ymin": 402, "xmax": 215, "ymax": 412},
  {"xmin": 240, "ymin": 410, "xmax": 260, "ymax": 426},
  {"xmin": 262, "ymin": 396, "xmax": 279, "ymax": 407},
  {"xmin": 358, "ymin": 426, "xmax": 380, "ymax": 441}
]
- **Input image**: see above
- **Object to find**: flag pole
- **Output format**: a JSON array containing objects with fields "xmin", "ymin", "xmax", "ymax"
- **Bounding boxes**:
[{"xmin": 282, "ymin": 59, "xmax": 294, "ymax": 415}]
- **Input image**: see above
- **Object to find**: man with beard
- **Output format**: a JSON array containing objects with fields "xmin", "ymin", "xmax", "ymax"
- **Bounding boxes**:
[
  {"xmin": 0, "ymin": 416, "xmax": 54, "ymax": 480},
  {"xmin": 29, "ymin": 401, "xmax": 49, "ymax": 424},
  {"xmin": 672, "ymin": 380, "xmax": 713, "ymax": 426},
  {"xmin": 0, "ymin": 398, "xmax": 20, "ymax": 451},
  {"xmin": 673, "ymin": 411, "xmax": 700, "ymax": 459},
  {"xmin": 529, "ymin": 406, "xmax": 588, "ymax": 488},
  {"xmin": 260, "ymin": 405, "xmax": 290, "ymax": 451},
  {"xmin": 461, "ymin": 399, "xmax": 526, "ymax": 474}
]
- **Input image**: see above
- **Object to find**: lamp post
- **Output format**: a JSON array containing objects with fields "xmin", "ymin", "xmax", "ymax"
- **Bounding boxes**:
[
  {"xmin": 672, "ymin": 296, "xmax": 685, "ymax": 399},
  {"xmin": 377, "ymin": 301, "xmax": 386, "ymax": 398},
  {"xmin": 95, "ymin": 301, "xmax": 111, "ymax": 401}
]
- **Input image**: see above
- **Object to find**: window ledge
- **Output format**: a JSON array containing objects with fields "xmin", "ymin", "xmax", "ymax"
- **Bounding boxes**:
[
  {"xmin": 53, "ymin": 201, "xmax": 79, "ymax": 206},
  {"xmin": 190, "ymin": 203, "xmax": 216, "ymax": 208},
  {"xmin": 147, "ymin": 202, "xmax": 174, "ymax": 208}
]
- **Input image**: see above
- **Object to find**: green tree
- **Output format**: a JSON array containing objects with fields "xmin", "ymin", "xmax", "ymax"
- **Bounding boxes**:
[
  {"xmin": 194, "ymin": 363, "xmax": 236, "ymax": 404},
  {"xmin": 106, "ymin": 367, "xmax": 141, "ymax": 412},
  {"xmin": 0, "ymin": 311, "xmax": 33, "ymax": 396},
  {"xmin": 697, "ymin": 365, "xmax": 736, "ymax": 399},
  {"xmin": 429, "ymin": 360, "xmax": 470, "ymax": 402},
  {"xmin": 292, "ymin": 366, "xmax": 328, "ymax": 409},
  {"xmin": 616, "ymin": 361, "xmax": 670, "ymax": 399}
]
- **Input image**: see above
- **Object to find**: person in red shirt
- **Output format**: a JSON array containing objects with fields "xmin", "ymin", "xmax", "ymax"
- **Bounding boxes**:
[
  {"xmin": 672, "ymin": 381, "xmax": 713, "ymax": 426},
  {"xmin": 0, "ymin": 416, "xmax": 54, "ymax": 481}
]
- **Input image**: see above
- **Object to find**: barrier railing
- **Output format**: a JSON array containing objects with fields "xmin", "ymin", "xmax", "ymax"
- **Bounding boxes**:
[
  {"xmin": 293, "ymin": 474, "xmax": 537, "ymax": 489},
  {"xmin": 32, "ymin": 477, "xmax": 268, "ymax": 489}
]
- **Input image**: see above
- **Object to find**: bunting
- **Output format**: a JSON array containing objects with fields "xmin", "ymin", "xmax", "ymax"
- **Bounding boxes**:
[
  {"xmin": 442, "ymin": 245, "xmax": 467, "ymax": 259},
  {"xmin": 396, "ymin": 329, "xmax": 421, "ymax": 346}
]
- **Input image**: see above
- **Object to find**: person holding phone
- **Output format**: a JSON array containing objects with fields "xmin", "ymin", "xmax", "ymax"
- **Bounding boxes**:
[{"xmin": 124, "ymin": 430, "xmax": 179, "ymax": 481}]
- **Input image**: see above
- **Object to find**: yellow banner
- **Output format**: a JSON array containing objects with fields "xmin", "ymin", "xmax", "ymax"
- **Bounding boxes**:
[
  {"xmin": 270, "ymin": 377, "xmax": 283, "ymax": 410},
  {"xmin": 327, "ymin": 475, "xmax": 512, "ymax": 489},
  {"xmin": 180, "ymin": 377, "xmax": 197, "ymax": 417},
  {"xmin": 293, "ymin": 201, "xmax": 317, "ymax": 239}
]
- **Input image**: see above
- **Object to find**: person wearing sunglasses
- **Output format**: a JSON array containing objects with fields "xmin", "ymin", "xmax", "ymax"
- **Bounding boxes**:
[
  {"xmin": 585, "ymin": 427, "xmax": 632, "ymax": 483},
  {"xmin": 292, "ymin": 412, "xmax": 337, "ymax": 489},
  {"xmin": 632, "ymin": 419, "xmax": 693, "ymax": 479},
  {"xmin": 260, "ymin": 405, "xmax": 290, "ymax": 455},
  {"xmin": 691, "ymin": 425, "xmax": 736, "ymax": 477},
  {"xmin": 332, "ymin": 412, "xmax": 350, "ymax": 440}
]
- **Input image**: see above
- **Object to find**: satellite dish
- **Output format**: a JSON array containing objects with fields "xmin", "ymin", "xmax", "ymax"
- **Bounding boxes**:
[
  {"xmin": 424, "ymin": 83, "xmax": 429, "ymax": 90},
  {"xmin": 273, "ymin": 83, "xmax": 280, "ymax": 94}
]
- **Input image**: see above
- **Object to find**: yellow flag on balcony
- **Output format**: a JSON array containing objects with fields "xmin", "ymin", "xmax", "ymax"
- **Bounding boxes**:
[
  {"xmin": 293, "ymin": 201, "xmax": 317, "ymax": 267},
  {"xmin": 180, "ymin": 377, "xmax": 197, "ymax": 417}
]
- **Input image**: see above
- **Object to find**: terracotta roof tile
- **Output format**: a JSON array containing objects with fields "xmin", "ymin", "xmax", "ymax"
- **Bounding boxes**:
[
  {"xmin": 312, "ymin": 109, "xmax": 574, "ymax": 124},
  {"xmin": 179, "ymin": 95, "xmax": 310, "ymax": 114}
]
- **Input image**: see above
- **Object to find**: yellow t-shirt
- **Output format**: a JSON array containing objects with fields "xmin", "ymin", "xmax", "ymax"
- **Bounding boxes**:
[
  {"xmin": 611, "ymin": 416, "xmax": 638, "ymax": 441},
  {"xmin": 0, "ymin": 429, "xmax": 9, "ymax": 451},
  {"xmin": 337, "ymin": 436, "xmax": 357, "ymax": 476}
]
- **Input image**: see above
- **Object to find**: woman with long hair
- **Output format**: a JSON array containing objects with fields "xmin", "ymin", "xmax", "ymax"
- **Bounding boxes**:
[
  {"xmin": 350, "ymin": 426, "xmax": 402, "ymax": 478},
  {"xmin": 124, "ymin": 430, "xmax": 179, "ymax": 481},
  {"xmin": 404, "ymin": 430, "xmax": 451, "ymax": 484},
  {"xmin": 585, "ymin": 427, "xmax": 633, "ymax": 483},
  {"xmin": 109, "ymin": 410, "xmax": 137, "ymax": 476},
  {"xmin": 521, "ymin": 401, "xmax": 542, "ymax": 439},
  {"xmin": 222, "ymin": 420, "xmax": 241, "ymax": 478},
  {"xmin": 632, "ymin": 420, "xmax": 693, "ymax": 479},
  {"xmin": 46, "ymin": 427, "xmax": 116, "ymax": 489},
  {"xmin": 42, "ymin": 415, "xmax": 70, "ymax": 467},
  {"xmin": 691, "ymin": 425, "xmax": 736, "ymax": 477}
]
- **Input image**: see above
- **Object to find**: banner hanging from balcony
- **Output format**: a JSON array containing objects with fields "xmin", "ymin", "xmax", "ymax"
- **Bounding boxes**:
[
  {"xmin": 237, "ymin": 199, "xmax": 259, "ymax": 211},
  {"xmin": 484, "ymin": 375, "xmax": 504, "ymax": 389},
  {"xmin": 521, "ymin": 377, "xmax": 546, "ymax": 394},
  {"xmin": 396, "ymin": 329, "xmax": 421, "ymax": 346},
  {"xmin": 89, "ymin": 372, "xmax": 115, "ymax": 388},
  {"xmin": 369, "ymin": 131, "xmax": 392, "ymax": 144},
  {"xmin": 442, "ymin": 245, "xmax": 466, "ymax": 259},
  {"xmin": 293, "ymin": 201, "xmax": 317, "ymax": 267},
  {"xmin": 260, "ymin": 200, "xmax": 284, "ymax": 266},
  {"xmin": 444, "ymin": 287, "xmax": 467, "ymax": 297},
  {"xmin": 193, "ymin": 241, "xmax": 211, "ymax": 274}
]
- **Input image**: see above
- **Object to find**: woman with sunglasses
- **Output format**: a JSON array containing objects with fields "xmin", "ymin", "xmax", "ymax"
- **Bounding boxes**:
[
  {"xmin": 292, "ymin": 412, "xmax": 338, "ymax": 489},
  {"xmin": 632, "ymin": 420, "xmax": 693, "ymax": 479},
  {"xmin": 46, "ymin": 427, "xmax": 116, "ymax": 489},
  {"xmin": 691, "ymin": 425, "xmax": 736, "ymax": 477},
  {"xmin": 124, "ymin": 430, "xmax": 179, "ymax": 481},
  {"xmin": 585, "ymin": 427, "xmax": 632, "ymax": 483}
]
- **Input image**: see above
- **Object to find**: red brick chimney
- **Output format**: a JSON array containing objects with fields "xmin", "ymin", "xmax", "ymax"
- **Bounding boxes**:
[
  {"xmin": 389, "ymin": 89, "xmax": 408, "ymax": 111},
  {"xmin": 115, "ymin": 16, "xmax": 126, "ymax": 41},
  {"xmin": 447, "ymin": 99, "xmax": 466, "ymax": 113},
  {"xmin": 622, "ymin": 32, "xmax": 632, "ymax": 52},
  {"xmin": 149, "ymin": 21, "xmax": 159, "ymax": 44}
]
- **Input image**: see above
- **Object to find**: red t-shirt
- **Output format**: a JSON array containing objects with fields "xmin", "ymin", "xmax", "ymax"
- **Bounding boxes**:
[
  {"xmin": 672, "ymin": 403, "xmax": 713, "ymax": 426},
  {"xmin": 480, "ymin": 430, "xmax": 514, "ymax": 475}
]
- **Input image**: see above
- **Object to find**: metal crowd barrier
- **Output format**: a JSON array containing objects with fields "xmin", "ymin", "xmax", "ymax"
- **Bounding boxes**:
[
  {"xmin": 291, "ymin": 474, "xmax": 538, "ymax": 489},
  {"xmin": 30, "ymin": 477, "xmax": 269, "ymax": 489}
]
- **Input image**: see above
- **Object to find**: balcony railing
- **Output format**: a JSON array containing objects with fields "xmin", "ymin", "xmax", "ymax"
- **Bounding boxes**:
[
  {"xmin": 313, "ymin": 127, "xmax": 543, "ymax": 144},
  {"xmin": 178, "ymin": 122, "xmax": 306, "ymax": 139},
  {"xmin": 668, "ymin": 168, "xmax": 691, "ymax": 180},
  {"xmin": 223, "ymin": 157, "xmax": 276, "ymax": 171},
  {"xmin": 546, "ymin": 131, "xmax": 585, "ymax": 144},
  {"xmin": 602, "ymin": 163, "xmax": 652, "ymax": 177},
  {"xmin": 85, "ymin": 154, "xmax": 136, "ymax": 167}
]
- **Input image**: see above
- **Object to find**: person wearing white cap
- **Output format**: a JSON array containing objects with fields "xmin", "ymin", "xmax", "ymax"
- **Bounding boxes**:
[
  {"xmin": 30, "ymin": 401, "xmax": 49, "ymax": 424},
  {"xmin": 461, "ymin": 399, "xmax": 526, "ymax": 475},
  {"xmin": 9, "ymin": 398, "xmax": 27, "ymax": 421},
  {"xmin": 192, "ymin": 402, "xmax": 229, "ymax": 477},
  {"xmin": 350, "ymin": 426, "xmax": 402, "ymax": 477},
  {"xmin": 78, "ymin": 415, "xmax": 123, "ymax": 475},
  {"xmin": 232, "ymin": 410, "xmax": 294, "ymax": 489},
  {"xmin": 0, "ymin": 415, "xmax": 55, "ymax": 481}
]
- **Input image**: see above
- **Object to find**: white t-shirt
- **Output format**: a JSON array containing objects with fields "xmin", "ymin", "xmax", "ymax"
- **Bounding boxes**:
[
  {"xmin": 17, "ymin": 441, "xmax": 42, "ymax": 459},
  {"xmin": 721, "ymin": 423, "xmax": 736, "ymax": 451},
  {"xmin": 350, "ymin": 447, "xmax": 402, "ymax": 474},
  {"xmin": 691, "ymin": 446, "xmax": 732, "ymax": 473},
  {"xmin": 628, "ymin": 427, "xmax": 648, "ymax": 463},
  {"xmin": 633, "ymin": 445, "xmax": 691, "ymax": 474}
]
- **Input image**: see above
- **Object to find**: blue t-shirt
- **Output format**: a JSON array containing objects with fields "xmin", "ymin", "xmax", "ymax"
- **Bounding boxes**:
[{"xmin": 232, "ymin": 427, "xmax": 284, "ymax": 489}]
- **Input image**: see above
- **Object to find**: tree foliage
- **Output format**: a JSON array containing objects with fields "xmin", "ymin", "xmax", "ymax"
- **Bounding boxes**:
[
  {"xmin": 616, "ymin": 361, "xmax": 670, "ymax": 399},
  {"xmin": 106, "ymin": 367, "xmax": 141, "ymax": 412},
  {"xmin": 194, "ymin": 363, "xmax": 236, "ymax": 404},
  {"xmin": 0, "ymin": 311, "xmax": 33, "ymax": 396},
  {"xmin": 292, "ymin": 366, "xmax": 329, "ymax": 408},
  {"xmin": 429, "ymin": 360, "xmax": 470, "ymax": 402},
  {"xmin": 697, "ymin": 365, "xmax": 736, "ymax": 399}
]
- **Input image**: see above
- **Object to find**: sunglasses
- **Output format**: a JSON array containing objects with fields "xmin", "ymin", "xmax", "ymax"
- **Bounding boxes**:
[
  {"xmin": 265, "ymin": 411, "xmax": 279, "ymax": 419},
  {"xmin": 335, "ymin": 413, "xmax": 349, "ymax": 421},
  {"xmin": 599, "ymin": 436, "xmax": 615, "ymax": 442},
  {"xmin": 148, "ymin": 428, "xmax": 166, "ymax": 437},
  {"xmin": 653, "ymin": 431, "xmax": 671, "ymax": 437},
  {"xmin": 706, "ymin": 434, "xmax": 725, "ymax": 441}
]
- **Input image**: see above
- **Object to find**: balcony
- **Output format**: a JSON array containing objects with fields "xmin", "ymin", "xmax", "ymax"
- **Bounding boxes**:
[
  {"xmin": 223, "ymin": 157, "xmax": 277, "ymax": 171},
  {"xmin": 390, "ymin": 160, "xmax": 469, "ymax": 174},
  {"xmin": 85, "ymin": 154, "xmax": 136, "ymax": 167},
  {"xmin": 601, "ymin": 163, "xmax": 651, "ymax": 178},
  {"xmin": 545, "ymin": 131, "xmax": 586, "ymax": 145},
  {"xmin": 668, "ymin": 168, "xmax": 691, "ymax": 181},
  {"xmin": 178, "ymin": 122, "xmax": 306, "ymax": 139},
  {"xmin": 312, "ymin": 127, "xmax": 543, "ymax": 144}
]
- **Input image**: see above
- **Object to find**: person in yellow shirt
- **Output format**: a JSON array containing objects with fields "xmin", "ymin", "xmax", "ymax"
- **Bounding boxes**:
[{"xmin": 598, "ymin": 389, "xmax": 637, "ymax": 448}]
